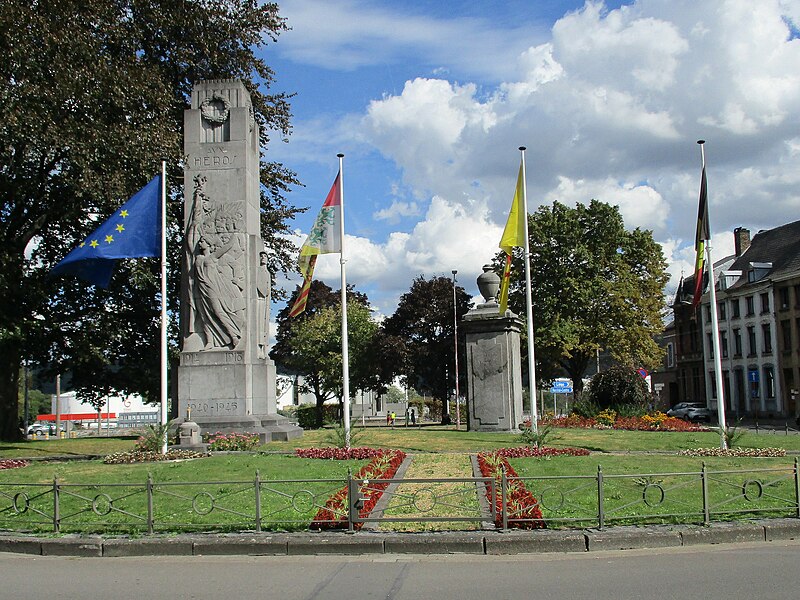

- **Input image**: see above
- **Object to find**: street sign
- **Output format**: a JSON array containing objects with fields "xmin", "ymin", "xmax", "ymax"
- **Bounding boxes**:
[
  {"xmin": 653, "ymin": 383, "xmax": 665, "ymax": 391},
  {"xmin": 550, "ymin": 386, "xmax": 573, "ymax": 394},
  {"xmin": 552, "ymin": 380, "xmax": 571, "ymax": 389},
  {"xmin": 748, "ymin": 370, "xmax": 759, "ymax": 383},
  {"xmin": 637, "ymin": 368, "xmax": 648, "ymax": 379}
]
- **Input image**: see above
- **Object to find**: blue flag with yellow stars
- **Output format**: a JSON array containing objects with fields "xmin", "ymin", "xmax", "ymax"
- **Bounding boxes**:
[{"xmin": 51, "ymin": 175, "xmax": 161, "ymax": 288}]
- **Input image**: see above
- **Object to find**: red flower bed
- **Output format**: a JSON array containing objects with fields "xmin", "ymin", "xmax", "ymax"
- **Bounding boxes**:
[
  {"xmin": 477, "ymin": 452, "xmax": 545, "ymax": 529},
  {"xmin": 0, "ymin": 459, "xmax": 29, "ymax": 470},
  {"xmin": 295, "ymin": 447, "xmax": 388, "ymax": 460},
  {"xmin": 538, "ymin": 414, "xmax": 709, "ymax": 432},
  {"xmin": 493, "ymin": 446, "xmax": 589, "ymax": 458},
  {"xmin": 310, "ymin": 449, "xmax": 406, "ymax": 530}
]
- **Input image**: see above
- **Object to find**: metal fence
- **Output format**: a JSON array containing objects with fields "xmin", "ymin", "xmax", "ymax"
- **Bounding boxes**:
[{"xmin": 1, "ymin": 461, "xmax": 798, "ymax": 534}]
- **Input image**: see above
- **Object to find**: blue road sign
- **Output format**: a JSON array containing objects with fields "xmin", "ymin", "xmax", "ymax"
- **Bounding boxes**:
[
  {"xmin": 552, "ymin": 380, "xmax": 571, "ymax": 389},
  {"xmin": 550, "ymin": 386, "xmax": 573, "ymax": 394}
]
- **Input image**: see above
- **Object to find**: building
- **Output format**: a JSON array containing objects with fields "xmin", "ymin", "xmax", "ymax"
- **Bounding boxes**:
[{"xmin": 674, "ymin": 223, "xmax": 800, "ymax": 420}]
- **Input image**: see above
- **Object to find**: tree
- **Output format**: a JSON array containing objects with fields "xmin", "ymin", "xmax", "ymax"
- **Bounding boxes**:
[
  {"xmin": 271, "ymin": 280, "xmax": 393, "ymax": 427},
  {"xmin": 0, "ymin": 1, "xmax": 300, "ymax": 441},
  {"xmin": 382, "ymin": 276, "xmax": 472, "ymax": 420},
  {"xmin": 500, "ymin": 200, "xmax": 668, "ymax": 397}
]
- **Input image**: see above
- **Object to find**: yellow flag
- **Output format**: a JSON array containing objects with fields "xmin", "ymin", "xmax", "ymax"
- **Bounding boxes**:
[{"xmin": 498, "ymin": 163, "xmax": 525, "ymax": 313}]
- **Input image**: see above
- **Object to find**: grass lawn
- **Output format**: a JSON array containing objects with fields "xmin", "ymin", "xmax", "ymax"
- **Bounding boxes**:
[
  {"xmin": 3, "ymin": 426, "xmax": 800, "ymax": 459},
  {"xmin": 0, "ymin": 454, "xmax": 367, "ymax": 534},
  {"xmin": 509, "ymin": 454, "xmax": 799, "ymax": 528}
]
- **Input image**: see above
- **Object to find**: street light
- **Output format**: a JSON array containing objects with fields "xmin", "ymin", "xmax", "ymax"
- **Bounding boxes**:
[{"xmin": 452, "ymin": 270, "xmax": 461, "ymax": 429}]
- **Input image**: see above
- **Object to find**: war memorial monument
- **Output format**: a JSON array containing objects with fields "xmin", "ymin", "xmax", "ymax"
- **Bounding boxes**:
[{"xmin": 177, "ymin": 79, "xmax": 301, "ymax": 442}]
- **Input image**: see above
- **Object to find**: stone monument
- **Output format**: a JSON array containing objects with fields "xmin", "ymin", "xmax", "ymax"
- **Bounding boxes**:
[
  {"xmin": 462, "ymin": 265, "xmax": 525, "ymax": 432},
  {"xmin": 177, "ymin": 79, "xmax": 301, "ymax": 442}
]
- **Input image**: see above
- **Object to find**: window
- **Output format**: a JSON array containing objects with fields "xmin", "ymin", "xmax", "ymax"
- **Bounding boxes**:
[
  {"xmin": 795, "ymin": 285, "xmax": 800, "ymax": 308},
  {"xmin": 721, "ymin": 330, "xmax": 728, "ymax": 358},
  {"xmin": 747, "ymin": 326, "xmax": 757, "ymax": 356},
  {"xmin": 733, "ymin": 329, "xmax": 742, "ymax": 357},
  {"xmin": 779, "ymin": 287, "xmax": 790, "ymax": 310},
  {"xmin": 760, "ymin": 292, "xmax": 770, "ymax": 314},
  {"xmin": 782, "ymin": 320, "xmax": 792, "ymax": 352},
  {"xmin": 705, "ymin": 305, "xmax": 712, "ymax": 323},
  {"xmin": 667, "ymin": 343, "xmax": 675, "ymax": 368},
  {"xmin": 749, "ymin": 369, "xmax": 760, "ymax": 399},
  {"xmin": 710, "ymin": 373, "xmax": 717, "ymax": 398},
  {"xmin": 746, "ymin": 296, "xmax": 755, "ymax": 316},
  {"xmin": 763, "ymin": 323, "xmax": 772, "ymax": 354},
  {"xmin": 764, "ymin": 367, "xmax": 775, "ymax": 399},
  {"xmin": 707, "ymin": 332, "xmax": 714, "ymax": 358},
  {"xmin": 718, "ymin": 302, "xmax": 726, "ymax": 320},
  {"xmin": 731, "ymin": 298, "xmax": 740, "ymax": 318}
]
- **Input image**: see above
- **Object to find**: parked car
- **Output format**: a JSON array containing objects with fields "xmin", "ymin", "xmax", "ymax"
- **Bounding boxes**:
[
  {"xmin": 684, "ymin": 406, "xmax": 713, "ymax": 423},
  {"xmin": 26, "ymin": 423, "xmax": 64, "ymax": 436},
  {"xmin": 666, "ymin": 402, "xmax": 706, "ymax": 420}
]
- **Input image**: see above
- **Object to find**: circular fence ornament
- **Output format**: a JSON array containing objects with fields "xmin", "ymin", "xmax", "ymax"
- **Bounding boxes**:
[
  {"xmin": 192, "ymin": 491, "xmax": 215, "ymax": 515},
  {"xmin": 92, "ymin": 493, "xmax": 114, "ymax": 516},
  {"xmin": 291, "ymin": 490, "xmax": 316, "ymax": 513},
  {"xmin": 742, "ymin": 479, "xmax": 764, "ymax": 502},
  {"xmin": 200, "ymin": 94, "xmax": 231, "ymax": 124},
  {"xmin": 642, "ymin": 483, "xmax": 665, "ymax": 507},
  {"xmin": 12, "ymin": 492, "xmax": 30, "ymax": 514}
]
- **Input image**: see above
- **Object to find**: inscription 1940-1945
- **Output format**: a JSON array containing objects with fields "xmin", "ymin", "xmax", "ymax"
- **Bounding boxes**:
[{"xmin": 187, "ymin": 401, "xmax": 239, "ymax": 416}]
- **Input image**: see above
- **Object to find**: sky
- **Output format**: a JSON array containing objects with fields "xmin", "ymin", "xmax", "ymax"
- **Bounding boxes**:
[{"xmin": 262, "ymin": 0, "xmax": 800, "ymax": 321}]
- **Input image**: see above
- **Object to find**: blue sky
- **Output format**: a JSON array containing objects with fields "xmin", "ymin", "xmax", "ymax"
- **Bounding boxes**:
[{"xmin": 261, "ymin": 0, "xmax": 800, "ymax": 321}]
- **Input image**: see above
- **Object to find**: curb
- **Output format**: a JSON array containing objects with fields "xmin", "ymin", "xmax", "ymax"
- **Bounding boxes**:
[{"xmin": 2, "ymin": 519, "xmax": 799, "ymax": 557}]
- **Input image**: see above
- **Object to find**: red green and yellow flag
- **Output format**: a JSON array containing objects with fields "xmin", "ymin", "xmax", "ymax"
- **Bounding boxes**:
[
  {"xmin": 288, "ymin": 173, "xmax": 342, "ymax": 318},
  {"xmin": 691, "ymin": 166, "xmax": 709, "ymax": 310}
]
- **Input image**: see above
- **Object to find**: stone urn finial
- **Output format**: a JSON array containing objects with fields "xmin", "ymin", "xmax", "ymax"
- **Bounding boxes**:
[{"xmin": 477, "ymin": 264, "xmax": 500, "ymax": 305}]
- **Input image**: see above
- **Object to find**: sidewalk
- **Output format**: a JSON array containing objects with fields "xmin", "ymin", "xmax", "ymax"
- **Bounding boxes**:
[{"xmin": 2, "ymin": 519, "xmax": 799, "ymax": 557}]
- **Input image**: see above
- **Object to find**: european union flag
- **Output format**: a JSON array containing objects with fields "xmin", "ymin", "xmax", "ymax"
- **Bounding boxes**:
[{"xmin": 51, "ymin": 176, "xmax": 162, "ymax": 288}]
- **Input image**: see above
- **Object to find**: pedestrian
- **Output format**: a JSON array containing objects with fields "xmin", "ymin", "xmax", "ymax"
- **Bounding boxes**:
[
  {"xmin": 410, "ymin": 408, "xmax": 416, "ymax": 426},
  {"xmin": 390, "ymin": 411, "xmax": 396, "ymax": 428},
  {"xmin": 386, "ymin": 412, "xmax": 391, "ymax": 427}
]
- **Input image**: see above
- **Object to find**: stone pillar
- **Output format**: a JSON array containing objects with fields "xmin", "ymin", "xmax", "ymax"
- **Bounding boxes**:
[
  {"xmin": 177, "ymin": 80, "xmax": 301, "ymax": 442},
  {"xmin": 462, "ymin": 266, "xmax": 525, "ymax": 432}
]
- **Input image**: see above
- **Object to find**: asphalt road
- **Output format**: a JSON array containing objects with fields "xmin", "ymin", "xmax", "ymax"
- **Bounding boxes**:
[{"xmin": 1, "ymin": 540, "xmax": 798, "ymax": 600}]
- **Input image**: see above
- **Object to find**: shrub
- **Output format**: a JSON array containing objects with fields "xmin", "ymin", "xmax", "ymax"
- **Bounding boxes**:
[
  {"xmin": 585, "ymin": 366, "xmax": 650, "ymax": 413},
  {"xmin": 572, "ymin": 398, "xmax": 600, "ymax": 418},
  {"xmin": 518, "ymin": 423, "xmax": 557, "ymax": 448},
  {"xmin": 296, "ymin": 404, "xmax": 319, "ymax": 429},
  {"xmin": 135, "ymin": 421, "xmax": 173, "ymax": 452},
  {"xmin": 324, "ymin": 419, "xmax": 367, "ymax": 449},
  {"xmin": 206, "ymin": 432, "xmax": 260, "ymax": 452}
]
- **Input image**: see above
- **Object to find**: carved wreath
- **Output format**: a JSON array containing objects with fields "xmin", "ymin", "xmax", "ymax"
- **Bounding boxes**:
[{"xmin": 200, "ymin": 94, "xmax": 231, "ymax": 124}]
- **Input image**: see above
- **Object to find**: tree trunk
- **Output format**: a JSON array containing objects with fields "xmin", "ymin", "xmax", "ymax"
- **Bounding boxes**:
[
  {"xmin": 0, "ymin": 338, "xmax": 23, "ymax": 441},
  {"xmin": 562, "ymin": 353, "xmax": 591, "ymax": 402}
]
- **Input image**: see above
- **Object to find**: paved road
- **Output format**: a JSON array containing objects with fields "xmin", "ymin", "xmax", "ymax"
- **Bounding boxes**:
[{"xmin": 2, "ymin": 540, "xmax": 798, "ymax": 600}]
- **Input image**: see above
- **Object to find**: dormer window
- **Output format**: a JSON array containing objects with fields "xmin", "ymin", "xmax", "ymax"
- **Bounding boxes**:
[
  {"xmin": 747, "ymin": 262, "xmax": 772, "ymax": 282},
  {"xmin": 720, "ymin": 270, "xmax": 741, "ymax": 290}
]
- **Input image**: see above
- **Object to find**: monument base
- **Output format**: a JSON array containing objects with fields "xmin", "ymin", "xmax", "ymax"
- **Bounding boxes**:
[{"xmin": 173, "ymin": 414, "xmax": 303, "ymax": 444}]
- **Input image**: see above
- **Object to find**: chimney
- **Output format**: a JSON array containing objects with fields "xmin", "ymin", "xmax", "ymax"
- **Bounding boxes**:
[{"xmin": 734, "ymin": 227, "xmax": 751, "ymax": 256}]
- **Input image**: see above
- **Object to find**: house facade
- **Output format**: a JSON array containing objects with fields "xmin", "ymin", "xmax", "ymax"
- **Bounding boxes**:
[{"xmin": 683, "ymin": 223, "xmax": 800, "ymax": 420}]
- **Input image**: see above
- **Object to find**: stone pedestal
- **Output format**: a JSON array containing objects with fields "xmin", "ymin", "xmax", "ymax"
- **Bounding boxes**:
[
  {"xmin": 177, "ymin": 79, "xmax": 301, "ymax": 443},
  {"xmin": 462, "ymin": 301, "xmax": 525, "ymax": 433}
]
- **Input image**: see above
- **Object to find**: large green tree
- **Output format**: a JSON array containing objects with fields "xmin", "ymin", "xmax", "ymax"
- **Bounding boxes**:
[
  {"xmin": 500, "ymin": 200, "xmax": 668, "ymax": 397},
  {"xmin": 382, "ymin": 275, "xmax": 472, "ymax": 420},
  {"xmin": 0, "ymin": 1, "xmax": 300, "ymax": 441},
  {"xmin": 271, "ymin": 280, "xmax": 395, "ymax": 427}
]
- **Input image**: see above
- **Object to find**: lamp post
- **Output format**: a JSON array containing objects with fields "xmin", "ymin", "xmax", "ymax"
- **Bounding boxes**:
[{"xmin": 452, "ymin": 270, "xmax": 461, "ymax": 429}]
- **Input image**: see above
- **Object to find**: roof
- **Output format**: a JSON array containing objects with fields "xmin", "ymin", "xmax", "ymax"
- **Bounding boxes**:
[{"xmin": 727, "ymin": 220, "xmax": 800, "ymax": 288}]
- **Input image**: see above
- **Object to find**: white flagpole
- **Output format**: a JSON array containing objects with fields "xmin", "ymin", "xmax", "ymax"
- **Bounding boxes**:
[
  {"xmin": 519, "ymin": 147, "xmax": 539, "ymax": 433},
  {"xmin": 698, "ymin": 140, "xmax": 728, "ymax": 449},
  {"xmin": 160, "ymin": 161, "xmax": 168, "ymax": 455},
  {"xmin": 338, "ymin": 153, "xmax": 351, "ymax": 449}
]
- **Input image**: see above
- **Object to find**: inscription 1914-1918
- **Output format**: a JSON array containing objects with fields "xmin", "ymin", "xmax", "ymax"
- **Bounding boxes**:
[{"xmin": 181, "ymin": 351, "xmax": 244, "ymax": 366}]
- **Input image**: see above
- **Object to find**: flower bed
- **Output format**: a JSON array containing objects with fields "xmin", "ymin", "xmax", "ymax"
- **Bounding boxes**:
[
  {"xmin": 103, "ymin": 449, "xmax": 209, "ymax": 464},
  {"xmin": 477, "ymin": 452, "xmax": 545, "ymax": 529},
  {"xmin": 538, "ymin": 411, "xmax": 709, "ymax": 432},
  {"xmin": 493, "ymin": 446, "xmax": 590, "ymax": 458},
  {"xmin": 310, "ymin": 449, "xmax": 406, "ymax": 530},
  {"xmin": 206, "ymin": 432, "xmax": 260, "ymax": 452},
  {"xmin": 679, "ymin": 447, "xmax": 787, "ymax": 457},
  {"xmin": 0, "ymin": 459, "xmax": 29, "ymax": 470},
  {"xmin": 295, "ymin": 447, "xmax": 388, "ymax": 460}
]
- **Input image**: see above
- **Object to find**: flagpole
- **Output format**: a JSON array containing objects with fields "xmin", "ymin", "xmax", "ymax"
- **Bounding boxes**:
[
  {"xmin": 160, "ymin": 160, "xmax": 168, "ymax": 455},
  {"xmin": 519, "ymin": 147, "xmax": 539, "ymax": 433},
  {"xmin": 338, "ymin": 153, "xmax": 351, "ymax": 449},
  {"xmin": 698, "ymin": 141, "xmax": 728, "ymax": 449}
]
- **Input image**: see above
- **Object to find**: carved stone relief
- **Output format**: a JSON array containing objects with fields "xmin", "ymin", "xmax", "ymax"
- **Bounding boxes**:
[{"xmin": 185, "ymin": 174, "xmax": 246, "ymax": 350}]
